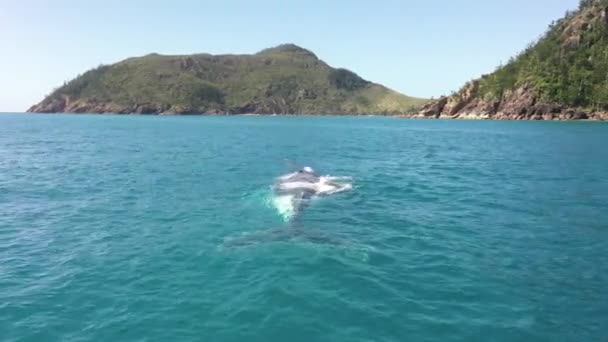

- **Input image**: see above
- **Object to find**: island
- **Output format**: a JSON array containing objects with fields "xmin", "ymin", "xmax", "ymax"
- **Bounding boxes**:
[{"xmin": 28, "ymin": 44, "xmax": 425, "ymax": 115}]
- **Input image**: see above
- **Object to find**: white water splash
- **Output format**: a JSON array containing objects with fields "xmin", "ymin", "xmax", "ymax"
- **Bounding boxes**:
[{"xmin": 271, "ymin": 194, "xmax": 297, "ymax": 222}]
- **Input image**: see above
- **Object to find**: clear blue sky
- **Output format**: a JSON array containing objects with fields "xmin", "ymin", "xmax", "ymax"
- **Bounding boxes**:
[{"xmin": 2, "ymin": 0, "xmax": 580, "ymax": 112}]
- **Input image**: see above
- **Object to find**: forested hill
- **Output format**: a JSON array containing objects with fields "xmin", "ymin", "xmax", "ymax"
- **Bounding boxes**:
[
  {"xmin": 418, "ymin": 0, "xmax": 608, "ymax": 120},
  {"xmin": 28, "ymin": 44, "xmax": 425, "ymax": 115}
]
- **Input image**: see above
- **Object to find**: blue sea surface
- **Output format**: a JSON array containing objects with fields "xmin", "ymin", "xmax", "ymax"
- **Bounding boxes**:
[{"xmin": 1, "ymin": 113, "xmax": 607, "ymax": 341}]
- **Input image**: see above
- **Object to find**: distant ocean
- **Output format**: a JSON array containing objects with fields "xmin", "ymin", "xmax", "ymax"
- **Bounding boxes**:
[{"xmin": 1, "ymin": 113, "xmax": 607, "ymax": 341}]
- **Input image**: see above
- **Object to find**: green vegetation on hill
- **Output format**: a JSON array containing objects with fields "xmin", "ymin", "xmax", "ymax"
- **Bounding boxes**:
[
  {"xmin": 30, "ymin": 44, "xmax": 425, "ymax": 114},
  {"xmin": 474, "ymin": 0, "xmax": 608, "ymax": 110}
]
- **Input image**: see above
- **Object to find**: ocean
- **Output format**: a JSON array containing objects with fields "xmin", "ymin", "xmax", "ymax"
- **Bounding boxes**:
[{"xmin": 1, "ymin": 113, "xmax": 607, "ymax": 341}]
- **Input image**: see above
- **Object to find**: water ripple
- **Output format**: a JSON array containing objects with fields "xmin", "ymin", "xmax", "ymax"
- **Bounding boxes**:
[{"xmin": 1, "ymin": 115, "xmax": 607, "ymax": 341}]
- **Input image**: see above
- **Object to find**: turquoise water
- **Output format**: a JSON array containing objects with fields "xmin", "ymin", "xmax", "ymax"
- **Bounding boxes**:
[{"xmin": 1, "ymin": 113, "xmax": 607, "ymax": 341}]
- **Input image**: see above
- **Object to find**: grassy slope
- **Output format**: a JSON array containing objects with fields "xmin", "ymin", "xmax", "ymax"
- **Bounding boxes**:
[{"xmin": 38, "ymin": 44, "xmax": 425, "ymax": 114}]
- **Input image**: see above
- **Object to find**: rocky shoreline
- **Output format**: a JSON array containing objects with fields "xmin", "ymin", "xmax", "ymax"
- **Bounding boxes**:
[
  {"xmin": 407, "ymin": 81, "xmax": 608, "ymax": 121},
  {"xmin": 27, "ymin": 95, "xmax": 228, "ymax": 115},
  {"xmin": 26, "ymin": 95, "xmax": 409, "ymax": 116},
  {"xmin": 26, "ymin": 85, "xmax": 608, "ymax": 120},
  {"xmin": 28, "ymin": 89, "xmax": 608, "ymax": 120}
]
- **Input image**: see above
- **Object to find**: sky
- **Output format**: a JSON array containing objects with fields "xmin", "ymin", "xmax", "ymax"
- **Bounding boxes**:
[{"xmin": 1, "ymin": 0, "xmax": 581, "ymax": 112}]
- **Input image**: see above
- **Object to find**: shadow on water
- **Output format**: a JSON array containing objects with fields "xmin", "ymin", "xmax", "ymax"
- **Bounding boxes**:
[
  {"xmin": 219, "ymin": 219, "xmax": 375, "ymax": 263},
  {"xmin": 221, "ymin": 221, "xmax": 347, "ymax": 248}
]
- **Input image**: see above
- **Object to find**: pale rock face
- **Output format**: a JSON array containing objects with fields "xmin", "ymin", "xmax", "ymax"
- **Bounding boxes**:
[{"xmin": 413, "ymin": 82, "xmax": 605, "ymax": 121}]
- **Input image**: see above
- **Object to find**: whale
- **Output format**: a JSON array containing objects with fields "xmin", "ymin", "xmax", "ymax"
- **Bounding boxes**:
[
  {"xmin": 272, "ymin": 167, "xmax": 352, "ymax": 221},
  {"xmin": 221, "ymin": 166, "xmax": 352, "ymax": 248}
]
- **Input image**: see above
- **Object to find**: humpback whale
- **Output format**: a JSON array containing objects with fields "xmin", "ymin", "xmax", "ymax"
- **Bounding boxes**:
[
  {"xmin": 222, "ymin": 166, "xmax": 352, "ymax": 248},
  {"xmin": 272, "ymin": 167, "xmax": 352, "ymax": 221}
]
